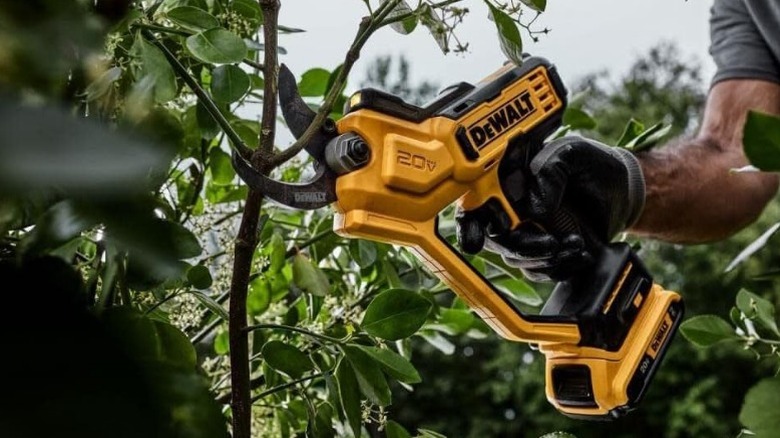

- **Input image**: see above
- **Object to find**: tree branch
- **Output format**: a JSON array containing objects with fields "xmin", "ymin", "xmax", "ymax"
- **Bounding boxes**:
[
  {"xmin": 228, "ymin": 1, "xmax": 281, "ymax": 437},
  {"xmin": 244, "ymin": 323, "xmax": 345, "ymax": 344},
  {"xmin": 251, "ymin": 372, "xmax": 325, "ymax": 403}
]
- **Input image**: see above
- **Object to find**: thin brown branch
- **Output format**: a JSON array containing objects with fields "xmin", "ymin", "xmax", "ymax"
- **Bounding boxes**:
[
  {"xmin": 228, "ymin": 1, "xmax": 280, "ymax": 437},
  {"xmin": 243, "ymin": 58, "xmax": 265, "ymax": 71},
  {"xmin": 250, "ymin": 372, "xmax": 325, "ymax": 403}
]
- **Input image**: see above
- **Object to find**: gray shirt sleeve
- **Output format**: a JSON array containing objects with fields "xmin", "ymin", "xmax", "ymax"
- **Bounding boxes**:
[{"xmin": 710, "ymin": 0, "xmax": 780, "ymax": 85}]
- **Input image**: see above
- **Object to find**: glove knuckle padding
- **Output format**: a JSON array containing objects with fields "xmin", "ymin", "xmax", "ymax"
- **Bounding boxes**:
[{"xmin": 528, "ymin": 136, "xmax": 645, "ymax": 240}]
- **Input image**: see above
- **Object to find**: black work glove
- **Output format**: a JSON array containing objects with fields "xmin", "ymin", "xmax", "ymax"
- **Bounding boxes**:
[{"xmin": 456, "ymin": 136, "xmax": 645, "ymax": 282}]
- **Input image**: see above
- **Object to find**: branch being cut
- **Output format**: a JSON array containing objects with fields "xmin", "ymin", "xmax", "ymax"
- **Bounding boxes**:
[{"xmin": 268, "ymin": 0, "xmax": 402, "ymax": 167}]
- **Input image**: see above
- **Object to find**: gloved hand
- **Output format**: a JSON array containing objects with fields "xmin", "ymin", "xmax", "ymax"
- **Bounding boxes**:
[{"xmin": 457, "ymin": 136, "xmax": 646, "ymax": 282}]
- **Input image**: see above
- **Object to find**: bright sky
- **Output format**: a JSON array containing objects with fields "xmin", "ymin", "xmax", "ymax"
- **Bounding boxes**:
[{"xmin": 270, "ymin": 0, "xmax": 715, "ymax": 144}]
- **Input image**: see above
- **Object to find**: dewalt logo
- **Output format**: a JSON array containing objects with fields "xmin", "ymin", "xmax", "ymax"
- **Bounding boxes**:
[
  {"xmin": 647, "ymin": 314, "xmax": 673, "ymax": 359},
  {"xmin": 467, "ymin": 92, "xmax": 536, "ymax": 148}
]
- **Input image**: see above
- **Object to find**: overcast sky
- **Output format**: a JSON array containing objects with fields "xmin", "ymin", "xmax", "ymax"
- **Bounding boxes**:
[
  {"xmin": 269, "ymin": 0, "xmax": 715, "ymax": 143},
  {"xmin": 278, "ymin": 0, "xmax": 714, "ymax": 87}
]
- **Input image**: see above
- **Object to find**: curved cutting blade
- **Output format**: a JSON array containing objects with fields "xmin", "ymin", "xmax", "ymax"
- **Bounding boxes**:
[
  {"xmin": 278, "ymin": 64, "xmax": 336, "ymax": 161},
  {"xmin": 231, "ymin": 152, "xmax": 337, "ymax": 210},
  {"xmin": 279, "ymin": 64, "xmax": 316, "ymax": 139}
]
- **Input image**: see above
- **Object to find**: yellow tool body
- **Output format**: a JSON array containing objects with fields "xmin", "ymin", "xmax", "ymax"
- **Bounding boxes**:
[
  {"xmin": 232, "ymin": 56, "xmax": 684, "ymax": 419},
  {"xmin": 331, "ymin": 57, "xmax": 683, "ymax": 419},
  {"xmin": 333, "ymin": 62, "xmax": 578, "ymax": 343}
]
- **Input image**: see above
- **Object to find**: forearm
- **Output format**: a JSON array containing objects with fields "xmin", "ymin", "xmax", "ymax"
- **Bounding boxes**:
[
  {"xmin": 627, "ymin": 79, "xmax": 780, "ymax": 243},
  {"xmin": 628, "ymin": 137, "xmax": 778, "ymax": 243}
]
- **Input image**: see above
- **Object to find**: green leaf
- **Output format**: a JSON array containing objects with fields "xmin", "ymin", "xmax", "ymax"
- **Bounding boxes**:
[
  {"xmin": 335, "ymin": 359, "xmax": 362, "ymax": 437},
  {"xmin": 188, "ymin": 290, "xmax": 228, "ymax": 321},
  {"xmin": 420, "ymin": 331, "xmax": 455, "ymax": 355},
  {"xmin": 278, "ymin": 25, "xmax": 306, "ymax": 34},
  {"xmin": 84, "ymin": 67, "xmax": 122, "ymax": 102},
  {"xmin": 262, "ymin": 340, "xmax": 314, "ymax": 379},
  {"xmin": 344, "ymin": 345, "xmax": 392, "ymax": 407},
  {"xmin": 486, "ymin": 2, "xmax": 523, "ymax": 65},
  {"xmin": 186, "ymin": 29, "xmax": 247, "ymax": 64},
  {"xmin": 231, "ymin": 0, "xmax": 263, "ymax": 29},
  {"xmin": 209, "ymin": 147, "xmax": 235, "ymax": 185},
  {"xmin": 266, "ymin": 232, "xmax": 286, "ymax": 274},
  {"xmin": 131, "ymin": 36, "xmax": 177, "ymax": 103},
  {"xmin": 362, "ymin": 289, "xmax": 432, "ymax": 340},
  {"xmin": 21, "ymin": 200, "xmax": 96, "ymax": 255},
  {"xmin": 350, "ymin": 239, "xmax": 377, "ymax": 269},
  {"xmin": 104, "ymin": 308, "xmax": 197, "ymax": 370},
  {"xmin": 292, "ymin": 254, "xmax": 331, "ymax": 296},
  {"xmin": 214, "ymin": 329, "xmax": 229, "ymax": 355},
  {"xmin": 248, "ymin": 276, "xmax": 271, "ymax": 315},
  {"xmin": 384, "ymin": 0, "xmax": 417, "ymax": 35},
  {"xmin": 417, "ymin": 428, "xmax": 448, "ymax": 438},
  {"xmin": 167, "ymin": 6, "xmax": 219, "ymax": 32},
  {"xmin": 680, "ymin": 315, "xmax": 736, "ymax": 347},
  {"xmin": 743, "ymin": 110, "xmax": 780, "ymax": 171},
  {"xmin": 386, "ymin": 420, "xmax": 412, "ymax": 438},
  {"xmin": 520, "ymin": 0, "xmax": 546, "ymax": 12},
  {"xmin": 617, "ymin": 118, "xmax": 646, "ymax": 147},
  {"xmin": 420, "ymin": 4, "xmax": 448, "ymax": 53},
  {"xmin": 153, "ymin": 319, "xmax": 198, "ymax": 370},
  {"xmin": 210, "ymin": 64, "xmax": 250, "ymax": 103},
  {"xmin": 729, "ymin": 306, "xmax": 746, "ymax": 332},
  {"xmin": 438, "ymin": 308, "xmax": 475, "ymax": 334},
  {"xmin": 725, "ymin": 223, "xmax": 780, "ymax": 273},
  {"xmin": 739, "ymin": 377, "xmax": 780, "ymax": 438},
  {"xmin": 325, "ymin": 65, "xmax": 347, "ymax": 101},
  {"xmin": 562, "ymin": 107, "xmax": 597, "ymax": 130},
  {"xmin": 196, "ymin": 98, "xmax": 221, "ymax": 139},
  {"xmin": 495, "ymin": 277, "xmax": 542, "ymax": 306},
  {"xmin": 298, "ymin": 68, "xmax": 331, "ymax": 97},
  {"xmin": 308, "ymin": 402, "xmax": 335, "ymax": 438},
  {"xmin": 354, "ymin": 345, "xmax": 421, "ymax": 384},
  {"xmin": 187, "ymin": 264, "xmax": 213, "ymax": 289},
  {"xmin": 736, "ymin": 289, "xmax": 780, "ymax": 336},
  {"xmin": 624, "ymin": 122, "xmax": 672, "ymax": 151}
]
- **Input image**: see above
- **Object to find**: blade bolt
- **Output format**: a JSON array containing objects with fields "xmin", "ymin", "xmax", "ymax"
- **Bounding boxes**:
[
  {"xmin": 325, "ymin": 133, "xmax": 371, "ymax": 175},
  {"xmin": 322, "ymin": 118, "xmax": 337, "ymax": 135},
  {"xmin": 347, "ymin": 140, "xmax": 369, "ymax": 161}
]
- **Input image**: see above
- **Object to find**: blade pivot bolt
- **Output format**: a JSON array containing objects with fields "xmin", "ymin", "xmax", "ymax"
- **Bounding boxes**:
[{"xmin": 325, "ymin": 133, "xmax": 371, "ymax": 175}]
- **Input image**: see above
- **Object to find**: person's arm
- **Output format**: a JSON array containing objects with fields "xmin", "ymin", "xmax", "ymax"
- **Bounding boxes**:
[{"xmin": 629, "ymin": 79, "xmax": 780, "ymax": 243}]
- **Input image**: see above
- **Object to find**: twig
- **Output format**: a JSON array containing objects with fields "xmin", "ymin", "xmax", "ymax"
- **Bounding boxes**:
[
  {"xmin": 243, "ymin": 58, "xmax": 265, "ymax": 71},
  {"xmin": 135, "ymin": 22, "xmax": 190, "ymax": 36},
  {"xmin": 244, "ymin": 323, "xmax": 345, "ymax": 344},
  {"xmin": 251, "ymin": 372, "xmax": 325, "ymax": 403}
]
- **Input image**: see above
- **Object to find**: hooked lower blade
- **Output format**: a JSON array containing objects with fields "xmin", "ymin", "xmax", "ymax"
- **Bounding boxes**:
[{"xmin": 231, "ymin": 152, "xmax": 337, "ymax": 210}]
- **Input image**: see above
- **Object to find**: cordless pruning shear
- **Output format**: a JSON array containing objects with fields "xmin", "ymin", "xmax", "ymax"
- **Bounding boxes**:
[{"xmin": 232, "ymin": 56, "xmax": 684, "ymax": 419}]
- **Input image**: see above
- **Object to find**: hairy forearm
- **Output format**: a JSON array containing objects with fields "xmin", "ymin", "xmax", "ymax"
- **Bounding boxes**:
[
  {"xmin": 627, "ymin": 80, "xmax": 780, "ymax": 243},
  {"xmin": 628, "ymin": 136, "xmax": 778, "ymax": 243}
]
